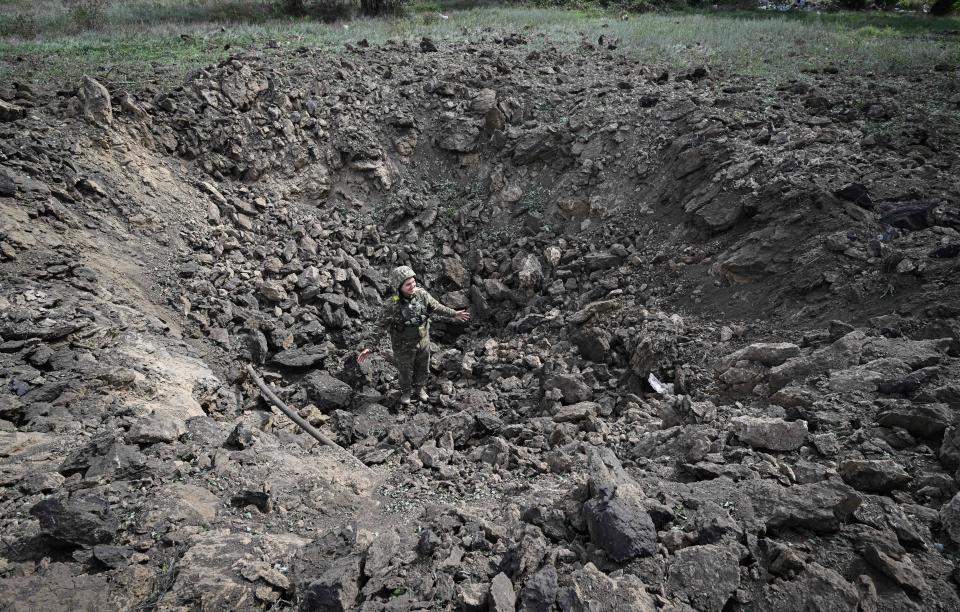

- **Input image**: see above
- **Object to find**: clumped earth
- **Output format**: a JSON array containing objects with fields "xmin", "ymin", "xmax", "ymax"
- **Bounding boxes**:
[{"xmin": 1, "ymin": 30, "xmax": 960, "ymax": 611}]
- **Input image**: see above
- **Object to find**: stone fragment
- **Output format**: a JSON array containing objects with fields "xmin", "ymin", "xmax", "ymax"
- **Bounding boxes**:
[
  {"xmin": 30, "ymin": 495, "xmax": 118, "ymax": 547},
  {"xmin": 303, "ymin": 371, "xmax": 353, "ymax": 409},
  {"xmin": 519, "ymin": 565, "xmax": 558, "ymax": 612},
  {"xmin": 730, "ymin": 416, "xmax": 808, "ymax": 451},
  {"xmin": 667, "ymin": 544, "xmax": 740, "ymax": 612},
  {"xmin": 489, "ymin": 572, "xmax": 516, "ymax": 612},
  {"xmin": 749, "ymin": 479, "xmax": 861, "ymax": 533},
  {"xmin": 876, "ymin": 402, "xmax": 952, "ymax": 439},
  {"xmin": 127, "ymin": 412, "xmax": 186, "ymax": 445},
  {"xmin": 553, "ymin": 401, "xmax": 598, "ymax": 423},
  {"xmin": 839, "ymin": 459, "xmax": 911, "ymax": 493},
  {"xmin": 557, "ymin": 563, "xmax": 656, "ymax": 611},
  {"xmin": 941, "ymin": 492, "xmax": 960, "ymax": 546},
  {"xmin": 79, "ymin": 75, "xmax": 113, "ymax": 127},
  {"xmin": 861, "ymin": 544, "xmax": 926, "ymax": 594},
  {"xmin": 0, "ymin": 100, "xmax": 27, "ymax": 122}
]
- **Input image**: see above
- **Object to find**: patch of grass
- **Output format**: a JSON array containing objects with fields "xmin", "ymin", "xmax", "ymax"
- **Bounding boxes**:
[{"xmin": 0, "ymin": 2, "xmax": 958, "ymax": 86}]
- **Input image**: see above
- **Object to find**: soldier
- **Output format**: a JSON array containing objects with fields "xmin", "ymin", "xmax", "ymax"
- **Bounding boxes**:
[{"xmin": 357, "ymin": 265, "xmax": 470, "ymax": 405}]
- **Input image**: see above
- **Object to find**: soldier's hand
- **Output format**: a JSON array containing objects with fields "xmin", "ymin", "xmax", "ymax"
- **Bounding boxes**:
[
  {"xmin": 357, "ymin": 348, "xmax": 372, "ymax": 364},
  {"xmin": 454, "ymin": 310, "xmax": 471, "ymax": 322}
]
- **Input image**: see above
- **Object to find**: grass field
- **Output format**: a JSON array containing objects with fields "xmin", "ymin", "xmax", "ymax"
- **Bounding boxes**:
[{"xmin": 1, "ymin": 1, "xmax": 958, "ymax": 86}]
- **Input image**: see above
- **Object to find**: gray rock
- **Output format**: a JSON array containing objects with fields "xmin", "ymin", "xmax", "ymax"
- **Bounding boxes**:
[
  {"xmin": 876, "ymin": 402, "xmax": 952, "ymax": 439},
  {"xmin": 543, "ymin": 372, "xmax": 592, "ymax": 405},
  {"xmin": 731, "ymin": 416, "xmax": 808, "ymax": 451},
  {"xmin": 861, "ymin": 544, "xmax": 926, "ymax": 594},
  {"xmin": 79, "ymin": 75, "xmax": 113, "ymax": 127},
  {"xmin": 18, "ymin": 471, "xmax": 65, "ymax": 494},
  {"xmin": 489, "ymin": 572, "xmax": 516, "ymax": 612},
  {"xmin": 0, "ymin": 170, "xmax": 15, "ymax": 197},
  {"xmin": 302, "ymin": 556, "xmax": 362, "ymax": 612},
  {"xmin": 518, "ymin": 565, "xmax": 557, "ymax": 612},
  {"xmin": 556, "ymin": 562, "xmax": 656, "ymax": 611},
  {"xmin": 303, "ymin": 371, "xmax": 353, "ymax": 409},
  {"xmin": 259, "ymin": 281, "xmax": 288, "ymax": 302},
  {"xmin": 438, "ymin": 121, "xmax": 480, "ymax": 153},
  {"xmin": 127, "ymin": 412, "xmax": 186, "ymax": 445},
  {"xmin": 810, "ymin": 432, "xmax": 840, "ymax": 456},
  {"xmin": 768, "ymin": 331, "xmax": 868, "ymax": 391},
  {"xmin": 583, "ymin": 491, "xmax": 657, "ymax": 562},
  {"xmin": 0, "ymin": 100, "xmax": 27, "ymax": 122},
  {"xmin": 728, "ymin": 342, "xmax": 800, "ymax": 367},
  {"xmin": 553, "ymin": 401, "xmax": 598, "ymax": 423},
  {"xmin": 91, "ymin": 544, "xmax": 135, "ymax": 569},
  {"xmin": 666, "ymin": 544, "xmax": 740, "ymax": 612},
  {"xmin": 940, "ymin": 492, "xmax": 960, "ymax": 546},
  {"xmin": 630, "ymin": 314, "xmax": 684, "ymax": 379},
  {"xmin": 827, "ymin": 367, "xmax": 883, "ymax": 394},
  {"xmin": 513, "ymin": 253, "xmax": 544, "ymax": 289},
  {"xmin": 571, "ymin": 327, "xmax": 611, "ymax": 363},
  {"xmin": 59, "ymin": 434, "xmax": 147, "ymax": 480},
  {"xmin": 30, "ymin": 495, "xmax": 118, "ymax": 547},
  {"xmin": 271, "ymin": 346, "xmax": 327, "ymax": 368},
  {"xmin": 839, "ymin": 459, "xmax": 911, "ymax": 493},
  {"xmin": 758, "ymin": 562, "xmax": 858, "ymax": 612},
  {"xmin": 441, "ymin": 258, "xmax": 471, "ymax": 288},
  {"xmin": 749, "ymin": 479, "xmax": 861, "ymax": 533},
  {"xmin": 940, "ymin": 426, "xmax": 960, "ymax": 471}
]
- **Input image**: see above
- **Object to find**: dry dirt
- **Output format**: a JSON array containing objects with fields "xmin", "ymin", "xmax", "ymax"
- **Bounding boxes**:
[{"xmin": 1, "ymin": 32, "xmax": 960, "ymax": 611}]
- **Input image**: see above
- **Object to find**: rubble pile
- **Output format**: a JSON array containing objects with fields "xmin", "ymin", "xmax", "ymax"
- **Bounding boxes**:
[{"xmin": 1, "ymin": 31, "xmax": 959, "ymax": 611}]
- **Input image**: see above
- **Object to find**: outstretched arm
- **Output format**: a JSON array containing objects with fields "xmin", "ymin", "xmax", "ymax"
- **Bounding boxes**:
[
  {"xmin": 358, "ymin": 299, "xmax": 397, "ymax": 364},
  {"xmin": 423, "ymin": 290, "xmax": 471, "ymax": 323}
]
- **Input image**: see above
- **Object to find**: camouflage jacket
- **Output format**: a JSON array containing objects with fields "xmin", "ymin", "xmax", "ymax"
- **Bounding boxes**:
[{"xmin": 379, "ymin": 288, "xmax": 457, "ymax": 348}]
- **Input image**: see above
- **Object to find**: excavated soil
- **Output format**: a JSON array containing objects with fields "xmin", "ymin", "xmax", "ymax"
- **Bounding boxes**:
[{"xmin": 1, "ymin": 31, "xmax": 960, "ymax": 612}]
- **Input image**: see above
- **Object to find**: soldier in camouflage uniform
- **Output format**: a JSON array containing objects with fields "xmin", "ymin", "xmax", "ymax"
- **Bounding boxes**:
[{"xmin": 358, "ymin": 266, "xmax": 470, "ymax": 405}]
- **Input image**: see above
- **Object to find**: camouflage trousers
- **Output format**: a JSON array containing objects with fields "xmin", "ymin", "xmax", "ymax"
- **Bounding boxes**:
[{"xmin": 393, "ymin": 339, "xmax": 431, "ymax": 393}]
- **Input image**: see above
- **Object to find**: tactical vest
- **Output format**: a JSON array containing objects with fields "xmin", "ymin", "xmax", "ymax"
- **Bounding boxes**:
[{"xmin": 390, "ymin": 293, "xmax": 429, "ymax": 340}]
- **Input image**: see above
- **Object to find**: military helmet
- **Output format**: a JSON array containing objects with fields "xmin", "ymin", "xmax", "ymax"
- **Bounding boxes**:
[{"xmin": 390, "ymin": 265, "xmax": 416, "ymax": 293}]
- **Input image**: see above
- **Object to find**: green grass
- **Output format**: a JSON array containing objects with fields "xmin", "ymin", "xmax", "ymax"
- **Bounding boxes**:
[{"xmin": 1, "ymin": 1, "xmax": 958, "ymax": 86}]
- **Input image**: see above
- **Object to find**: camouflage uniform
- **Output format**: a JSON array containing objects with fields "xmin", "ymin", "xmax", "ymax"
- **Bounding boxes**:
[{"xmin": 380, "ymin": 273, "xmax": 457, "ymax": 396}]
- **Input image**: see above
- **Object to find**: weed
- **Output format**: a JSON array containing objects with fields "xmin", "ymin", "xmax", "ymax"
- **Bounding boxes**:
[{"xmin": 64, "ymin": 0, "xmax": 112, "ymax": 32}]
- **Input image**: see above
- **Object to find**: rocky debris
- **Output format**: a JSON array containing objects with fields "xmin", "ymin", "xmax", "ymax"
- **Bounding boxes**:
[{"xmin": 0, "ymin": 29, "xmax": 959, "ymax": 612}]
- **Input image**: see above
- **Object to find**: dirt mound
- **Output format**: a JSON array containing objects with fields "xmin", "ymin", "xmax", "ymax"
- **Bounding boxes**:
[{"xmin": 1, "ymin": 33, "xmax": 960, "ymax": 610}]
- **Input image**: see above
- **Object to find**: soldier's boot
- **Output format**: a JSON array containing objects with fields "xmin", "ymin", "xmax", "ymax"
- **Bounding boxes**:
[
  {"xmin": 399, "ymin": 392, "xmax": 412, "ymax": 406},
  {"xmin": 417, "ymin": 387, "xmax": 429, "ymax": 402}
]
